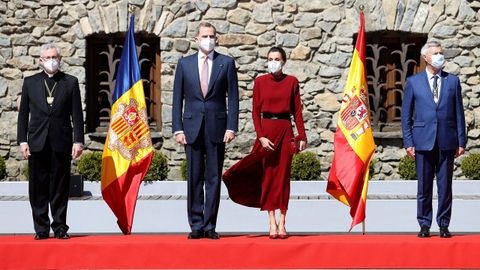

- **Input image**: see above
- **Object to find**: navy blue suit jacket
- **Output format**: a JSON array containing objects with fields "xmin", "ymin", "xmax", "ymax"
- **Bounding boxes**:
[
  {"xmin": 401, "ymin": 70, "xmax": 466, "ymax": 151},
  {"xmin": 172, "ymin": 51, "xmax": 239, "ymax": 144}
]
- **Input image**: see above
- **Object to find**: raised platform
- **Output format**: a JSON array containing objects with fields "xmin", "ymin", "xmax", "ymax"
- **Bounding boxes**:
[
  {"xmin": 1, "ymin": 234, "xmax": 480, "ymax": 269},
  {"xmin": 2, "ymin": 181, "xmax": 480, "ymax": 234}
]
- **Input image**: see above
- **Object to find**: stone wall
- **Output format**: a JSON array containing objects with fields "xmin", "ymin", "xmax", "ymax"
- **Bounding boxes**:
[{"xmin": 0, "ymin": 0, "xmax": 479, "ymax": 180}]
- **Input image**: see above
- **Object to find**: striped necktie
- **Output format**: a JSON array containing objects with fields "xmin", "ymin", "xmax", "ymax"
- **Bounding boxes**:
[{"xmin": 432, "ymin": 75, "xmax": 438, "ymax": 103}]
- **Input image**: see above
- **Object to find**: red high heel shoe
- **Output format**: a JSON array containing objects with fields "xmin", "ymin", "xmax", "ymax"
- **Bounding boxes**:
[
  {"xmin": 278, "ymin": 227, "xmax": 288, "ymax": 239},
  {"xmin": 269, "ymin": 225, "xmax": 278, "ymax": 239}
]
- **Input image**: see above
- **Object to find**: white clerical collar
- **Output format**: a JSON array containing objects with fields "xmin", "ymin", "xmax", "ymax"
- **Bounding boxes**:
[{"xmin": 44, "ymin": 70, "xmax": 58, "ymax": 78}]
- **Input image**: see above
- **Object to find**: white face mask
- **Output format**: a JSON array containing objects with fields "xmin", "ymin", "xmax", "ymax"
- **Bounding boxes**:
[
  {"xmin": 430, "ymin": 54, "xmax": 445, "ymax": 69},
  {"xmin": 199, "ymin": 38, "xmax": 215, "ymax": 53},
  {"xmin": 42, "ymin": 59, "xmax": 59, "ymax": 74},
  {"xmin": 267, "ymin": 60, "xmax": 283, "ymax": 74}
]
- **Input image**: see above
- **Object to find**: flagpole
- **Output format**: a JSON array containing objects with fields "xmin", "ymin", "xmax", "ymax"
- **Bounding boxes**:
[
  {"xmin": 127, "ymin": 4, "xmax": 135, "ymax": 41},
  {"xmin": 360, "ymin": 3, "xmax": 366, "ymax": 237},
  {"xmin": 327, "ymin": 0, "xmax": 374, "ymax": 234}
]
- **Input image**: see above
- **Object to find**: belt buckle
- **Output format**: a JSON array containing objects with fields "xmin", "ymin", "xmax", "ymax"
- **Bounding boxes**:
[{"xmin": 271, "ymin": 116, "xmax": 278, "ymax": 120}]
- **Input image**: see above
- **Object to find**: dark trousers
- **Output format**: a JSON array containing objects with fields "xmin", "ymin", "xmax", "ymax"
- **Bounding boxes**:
[
  {"xmin": 416, "ymin": 142, "xmax": 455, "ymax": 228},
  {"xmin": 29, "ymin": 140, "xmax": 71, "ymax": 234},
  {"xmin": 185, "ymin": 122, "xmax": 225, "ymax": 232}
]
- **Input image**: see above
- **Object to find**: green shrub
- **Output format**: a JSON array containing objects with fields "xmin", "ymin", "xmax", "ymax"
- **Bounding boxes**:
[
  {"xmin": 461, "ymin": 153, "xmax": 480, "ymax": 180},
  {"xmin": 180, "ymin": 159, "xmax": 187, "ymax": 181},
  {"xmin": 22, "ymin": 163, "xmax": 29, "ymax": 179},
  {"xmin": 77, "ymin": 151, "xmax": 103, "ymax": 181},
  {"xmin": 398, "ymin": 156, "xmax": 417, "ymax": 180},
  {"xmin": 291, "ymin": 152, "xmax": 321, "ymax": 180},
  {"xmin": 144, "ymin": 151, "xmax": 169, "ymax": 181},
  {"xmin": 0, "ymin": 156, "xmax": 6, "ymax": 180}
]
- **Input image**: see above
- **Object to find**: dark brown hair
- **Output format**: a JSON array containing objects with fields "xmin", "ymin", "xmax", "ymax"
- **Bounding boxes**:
[{"xmin": 267, "ymin": 46, "xmax": 287, "ymax": 62}]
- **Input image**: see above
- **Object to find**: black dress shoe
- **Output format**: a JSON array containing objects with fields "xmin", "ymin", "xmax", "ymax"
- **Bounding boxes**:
[
  {"xmin": 417, "ymin": 226, "xmax": 430, "ymax": 238},
  {"xmin": 54, "ymin": 232, "xmax": 70, "ymax": 239},
  {"xmin": 34, "ymin": 233, "xmax": 49, "ymax": 240},
  {"xmin": 440, "ymin": 227, "xmax": 452, "ymax": 238},
  {"xmin": 204, "ymin": 229, "xmax": 220, "ymax": 239},
  {"xmin": 188, "ymin": 230, "xmax": 204, "ymax": 239}
]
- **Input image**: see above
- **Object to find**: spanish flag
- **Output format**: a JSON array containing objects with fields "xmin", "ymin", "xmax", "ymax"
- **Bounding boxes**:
[
  {"xmin": 327, "ymin": 10, "xmax": 375, "ymax": 231},
  {"xmin": 101, "ymin": 15, "xmax": 153, "ymax": 234}
]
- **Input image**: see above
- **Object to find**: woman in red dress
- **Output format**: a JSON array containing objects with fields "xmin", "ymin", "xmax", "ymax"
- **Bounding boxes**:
[{"xmin": 223, "ymin": 46, "xmax": 307, "ymax": 239}]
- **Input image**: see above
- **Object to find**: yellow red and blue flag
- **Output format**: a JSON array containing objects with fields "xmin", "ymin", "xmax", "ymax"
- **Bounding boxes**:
[{"xmin": 101, "ymin": 15, "xmax": 153, "ymax": 235}]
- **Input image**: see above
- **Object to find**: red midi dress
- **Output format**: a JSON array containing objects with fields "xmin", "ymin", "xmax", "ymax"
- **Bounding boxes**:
[{"xmin": 223, "ymin": 73, "xmax": 307, "ymax": 211}]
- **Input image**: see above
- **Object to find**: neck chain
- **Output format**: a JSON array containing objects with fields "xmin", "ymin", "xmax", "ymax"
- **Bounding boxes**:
[{"xmin": 44, "ymin": 79, "xmax": 57, "ymax": 105}]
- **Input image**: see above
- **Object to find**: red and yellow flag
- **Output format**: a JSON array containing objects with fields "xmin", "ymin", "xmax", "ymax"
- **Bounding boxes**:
[
  {"xmin": 101, "ymin": 15, "xmax": 153, "ymax": 234},
  {"xmin": 327, "ymin": 10, "xmax": 375, "ymax": 231}
]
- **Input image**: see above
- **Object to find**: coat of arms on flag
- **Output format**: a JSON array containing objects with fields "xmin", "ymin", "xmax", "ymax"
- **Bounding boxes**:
[
  {"xmin": 340, "ymin": 85, "xmax": 371, "ymax": 140},
  {"xmin": 108, "ymin": 98, "xmax": 152, "ymax": 160}
]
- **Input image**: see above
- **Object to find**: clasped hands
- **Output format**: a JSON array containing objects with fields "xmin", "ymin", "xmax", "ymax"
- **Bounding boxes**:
[{"xmin": 259, "ymin": 137, "xmax": 307, "ymax": 152}]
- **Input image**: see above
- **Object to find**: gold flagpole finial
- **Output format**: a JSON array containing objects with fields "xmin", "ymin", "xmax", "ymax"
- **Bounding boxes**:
[{"xmin": 128, "ymin": 4, "xmax": 136, "ymax": 14}]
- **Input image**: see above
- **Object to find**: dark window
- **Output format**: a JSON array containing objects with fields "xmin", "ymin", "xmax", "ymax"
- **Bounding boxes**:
[
  {"xmin": 85, "ymin": 34, "xmax": 161, "ymax": 133},
  {"xmin": 364, "ymin": 31, "xmax": 427, "ymax": 133}
]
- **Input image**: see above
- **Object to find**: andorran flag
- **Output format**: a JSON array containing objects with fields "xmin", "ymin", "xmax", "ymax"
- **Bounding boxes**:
[
  {"xmin": 101, "ymin": 15, "xmax": 153, "ymax": 235},
  {"xmin": 327, "ymin": 10, "xmax": 375, "ymax": 231}
]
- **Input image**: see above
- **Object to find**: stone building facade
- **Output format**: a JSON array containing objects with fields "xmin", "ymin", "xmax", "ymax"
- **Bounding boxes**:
[{"xmin": 0, "ymin": 0, "xmax": 479, "ymax": 180}]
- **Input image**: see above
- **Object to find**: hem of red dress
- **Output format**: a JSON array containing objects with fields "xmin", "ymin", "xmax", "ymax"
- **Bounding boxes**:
[{"xmin": 260, "ymin": 207, "xmax": 289, "ymax": 211}]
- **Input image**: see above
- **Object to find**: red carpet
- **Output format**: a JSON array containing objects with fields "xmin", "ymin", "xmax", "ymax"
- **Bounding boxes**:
[{"xmin": 1, "ymin": 234, "xmax": 480, "ymax": 269}]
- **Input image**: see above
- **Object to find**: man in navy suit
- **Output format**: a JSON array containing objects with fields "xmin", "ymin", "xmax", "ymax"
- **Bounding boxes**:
[
  {"xmin": 172, "ymin": 22, "xmax": 239, "ymax": 239},
  {"xmin": 402, "ymin": 40, "xmax": 466, "ymax": 238}
]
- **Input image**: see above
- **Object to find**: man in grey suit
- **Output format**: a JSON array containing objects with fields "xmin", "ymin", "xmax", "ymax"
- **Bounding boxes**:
[{"xmin": 172, "ymin": 22, "xmax": 239, "ymax": 239}]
